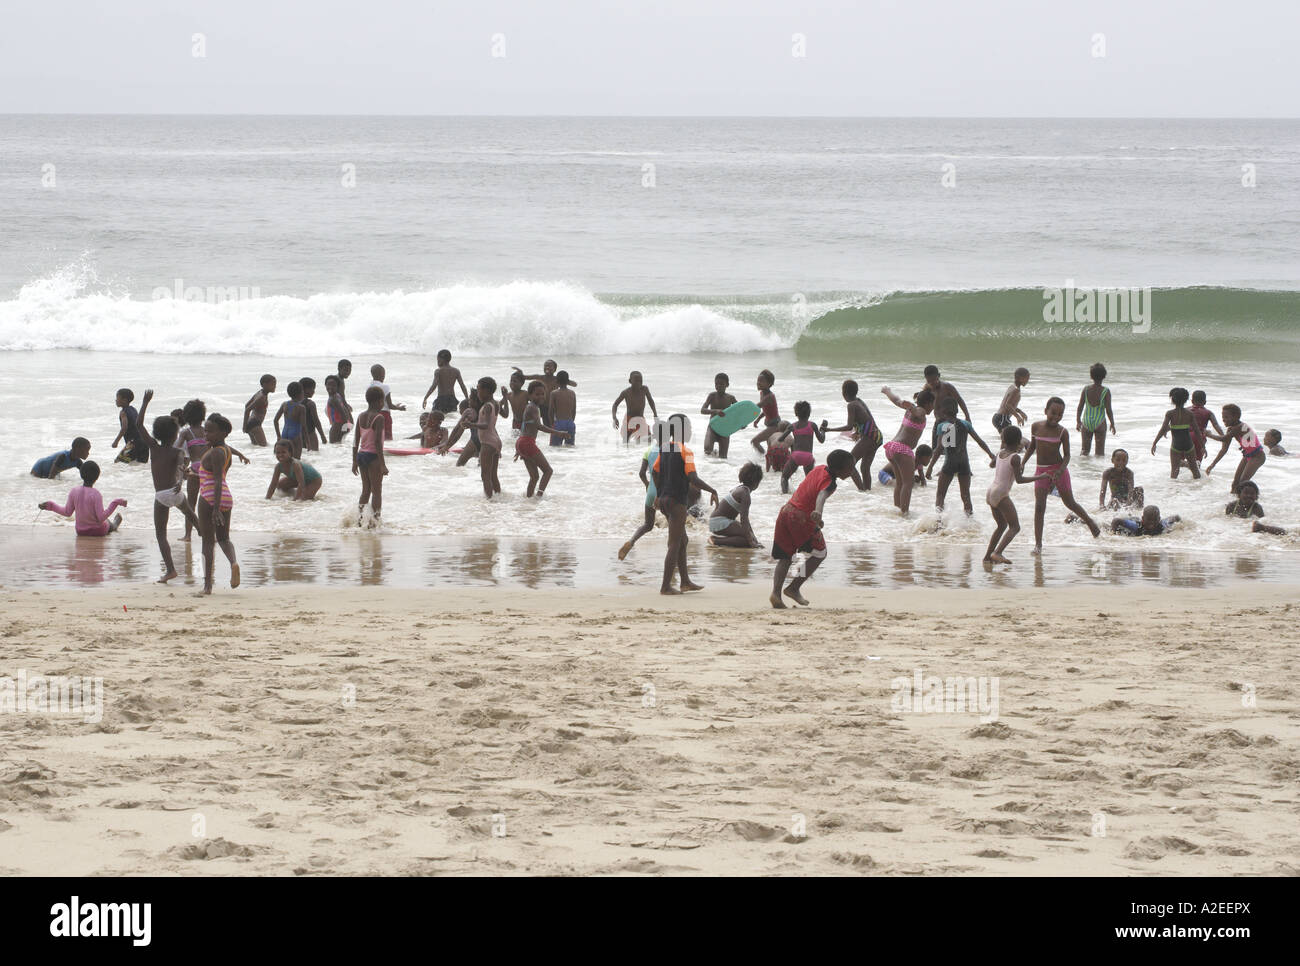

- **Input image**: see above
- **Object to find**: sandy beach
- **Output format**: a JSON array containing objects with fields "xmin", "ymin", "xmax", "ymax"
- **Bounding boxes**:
[{"xmin": 2, "ymin": 582, "xmax": 1296, "ymax": 876}]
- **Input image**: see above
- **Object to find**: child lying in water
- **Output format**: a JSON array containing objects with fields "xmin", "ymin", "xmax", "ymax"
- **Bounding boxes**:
[
  {"xmin": 1111, "ymin": 505, "xmax": 1180, "ymax": 536},
  {"xmin": 1225, "ymin": 481, "xmax": 1286, "ymax": 535}
]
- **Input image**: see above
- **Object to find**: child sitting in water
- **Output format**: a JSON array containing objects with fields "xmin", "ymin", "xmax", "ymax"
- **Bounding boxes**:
[
  {"xmin": 39, "ymin": 461, "xmax": 126, "ymax": 536},
  {"xmin": 1265, "ymin": 430, "xmax": 1287, "ymax": 457},
  {"xmin": 776, "ymin": 401, "xmax": 826, "ymax": 494},
  {"xmin": 135, "ymin": 392, "xmax": 203, "ymax": 582},
  {"xmin": 112, "ymin": 388, "xmax": 149, "ymax": 464},
  {"xmin": 266, "ymin": 439, "xmax": 323, "ymax": 501},
  {"xmin": 1098, "ymin": 448, "xmax": 1144, "ymax": 510},
  {"xmin": 770, "ymin": 449, "xmax": 854, "ymax": 608},
  {"xmin": 31, "ymin": 438, "xmax": 90, "ymax": 478},
  {"xmin": 700, "ymin": 373, "xmax": 738, "ymax": 458},
  {"xmin": 1111, "ymin": 505, "xmax": 1181, "ymax": 536},
  {"xmin": 1226, "ymin": 481, "xmax": 1287, "ymax": 535},
  {"xmin": 1151, "ymin": 387, "xmax": 1201, "ymax": 478},
  {"xmin": 272, "ymin": 381, "xmax": 308, "ymax": 459},
  {"xmin": 708, "ymin": 463, "xmax": 764, "ymax": 549}
]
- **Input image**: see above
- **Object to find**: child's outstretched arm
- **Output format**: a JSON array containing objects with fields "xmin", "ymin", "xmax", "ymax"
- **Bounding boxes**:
[
  {"xmin": 925, "ymin": 445, "xmax": 942, "ymax": 478},
  {"xmin": 1205, "ymin": 431, "xmax": 1234, "ymax": 473},
  {"xmin": 41, "ymin": 492, "xmax": 76, "ymax": 517},
  {"xmin": 1098, "ymin": 469, "xmax": 1110, "ymax": 508},
  {"xmin": 954, "ymin": 388, "xmax": 972, "ymax": 423},
  {"xmin": 813, "ymin": 423, "xmax": 826, "ymax": 443},
  {"xmin": 138, "ymin": 389, "xmax": 153, "ymax": 426},
  {"xmin": 112, "ymin": 409, "xmax": 127, "ymax": 448},
  {"xmin": 688, "ymin": 472, "xmax": 719, "ymax": 505},
  {"xmin": 1150, "ymin": 412, "xmax": 1171, "ymax": 454},
  {"xmin": 422, "ymin": 381, "xmax": 437, "ymax": 409},
  {"xmin": 228, "ymin": 445, "xmax": 251, "ymax": 465},
  {"xmin": 968, "ymin": 424, "xmax": 995, "ymax": 463},
  {"xmin": 265, "ymin": 463, "xmax": 282, "ymax": 499},
  {"xmin": 880, "ymin": 386, "xmax": 909, "ymax": 411}
]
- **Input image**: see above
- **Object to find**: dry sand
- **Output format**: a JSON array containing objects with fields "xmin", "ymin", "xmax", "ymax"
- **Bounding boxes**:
[{"xmin": 1, "ymin": 582, "xmax": 1297, "ymax": 876}]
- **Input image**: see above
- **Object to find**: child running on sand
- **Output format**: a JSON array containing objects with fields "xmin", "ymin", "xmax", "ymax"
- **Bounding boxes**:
[
  {"xmin": 423, "ymin": 349, "xmax": 469, "ymax": 414},
  {"xmin": 352, "ymin": 386, "xmax": 388, "ymax": 525},
  {"xmin": 1189, "ymin": 390, "xmax": 1222, "ymax": 462},
  {"xmin": 749, "ymin": 369, "xmax": 782, "ymax": 456},
  {"xmin": 299, "ymin": 377, "xmax": 326, "ymax": 452},
  {"xmin": 821, "ymin": 379, "xmax": 882, "ymax": 490},
  {"xmin": 983, "ymin": 426, "xmax": 1049, "ymax": 565},
  {"xmin": 652, "ymin": 415, "xmax": 718, "ymax": 594},
  {"xmin": 549, "ymin": 371, "xmax": 577, "ymax": 446},
  {"xmin": 31, "ymin": 438, "xmax": 90, "ymax": 478},
  {"xmin": 1226, "ymin": 481, "xmax": 1287, "ymax": 534},
  {"xmin": 700, "ymin": 373, "xmax": 738, "ymax": 457},
  {"xmin": 708, "ymin": 463, "xmax": 764, "ymax": 548},
  {"xmin": 515, "ymin": 380, "xmax": 571, "ymax": 497},
  {"xmin": 242, "ymin": 374, "xmax": 276, "ymax": 447},
  {"xmin": 1151, "ymin": 387, "xmax": 1201, "ymax": 478},
  {"xmin": 1028, "ymin": 396, "xmax": 1101, "ymax": 549},
  {"xmin": 770, "ymin": 449, "xmax": 854, "ymax": 608},
  {"xmin": 1206, "ymin": 404, "xmax": 1266, "ymax": 494},
  {"xmin": 368, "ymin": 365, "xmax": 405, "ymax": 441},
  {"xmin": 1076, "ymin": 362, "xmax": 1116, "ymax": 456},
  {"xmin": 272, "ymin": 381, "xmax": 308, "ymax": 459},
  {"xmin": 266, "ymin": 440, "xmax": 323, "ymax": 501},
  {"xmin": 776, "ymin": 401, "xmax": 825, "ymax": 493},
  {"xmin": 880, "ymin": 385, "xmax": 935, "ymax": 515},
  {"xmin": 617, "ymin": 427, "xmax": 662, "ymax": 561},
  {"xmin": 461, "ymin": 376, "xmax": 503, "ymax": 499},
  {"xmin": 135, "ymin": 393, "xmax": 202, "ymax": 582},
  {"xmin": 324, "ymin": 375, "xmax": 350, "ymax": 443},
  {"xmin": 1112, "ymin": 506, "xmax": 1181, "ymax": 536},
  {"xmin": 39, "ymin": 461, "xmax": 125, "ymax": 536},
  {"xmin": 196, "ymin": 413, "xmax": 240, "ymax": 594},
  {"xmin": 112, "ymin": 388, "xmax": 149, "ymax": 464},
  {"xmin": 927, "ymin": 397, "xmax": 996, "ymax": 514},
  {"xmin": 612, "ymin": 371, "xmax": 657, "ymax": 444},
  {"xmin": 992, "ymin": 367, "xmax": 1030, "ymax": 432}
]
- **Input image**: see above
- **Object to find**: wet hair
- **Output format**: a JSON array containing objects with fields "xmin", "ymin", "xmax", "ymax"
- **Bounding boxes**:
[
  {"xmin": 556, "ymin": 370, "xmax": 570, "ymax": 387},
  {"xmin": 182, "ymin": 399, "xmax": 206, "ymax": 425},
  {"xmin": 1090, "ymin": 362, "xmax": 1107, "ymax": 381},
  {"xmin": 1239, "ymin": 480, "xmax": 1260, "ymax": 496},
  {"xmin": 365, "ymin": 386, "xmax": 385, "ymax": 405},
  {"xmin": 274, "ymin": 439, "xmax": 294, "ymax": 458},
  {"xmin": 914, "ymin": 389, "xmax": 935, "ymax": 407},
  {"xmin": 170, "ymin": 408, "xmax": 184, "ymax": 422},
  {"xmin": 1223, "ymin": 403, "xmax": 1242, "ymax": 422},
  {"xmin": 437, "ymin": 349, "xmax": 451, "ymax": 363},
  {"xmin": 79, "ymin": 461, "xmax": 101, "ymax": 486},
  {"xmin": 287, "ymin": 381, "xmax": 303, "ymax": 399},
  {"xmin": 914, "ymin": 445, "xmax": 933, "ymax": 464},
  {"xmin": 207, "ymin": 413, "xmax": 233, "ymax": 435},
  {"xmin": 1141, "ymin": 505, "xmax": 1162, "ymax": 524},
  {"xmin": 826, "ymin": 449, "xmax": 854, "ymax": 474},
  {"xmin": 1001, "ymin": 426, "xmax": 1022, "ymax": 449},
  {"xmin": 1046, "ymin": 396, "xmax": 1066, "ymax": 412},
  {"xmin": 1113, "ymin": 448, "xmax": 1129, "ymax": 461},
  {"xmin": 924, "ymin": 365, "xmax": 940, "ymax": 379},
  {"xmin": 510, "ymin": 370, "xmax": 526, "ymax": 385},
  {"xmin": 259, "ymin": 374, "xmax": 275, "ymax": 388},
  {"xmin": 71, "ymin": 436, "xmax": 90, "ymax": 452},
  {"xmin": 152, "ymin": 415, "xmax": 179, "ymax": 447},
  {"xmin": 794, "ymin": 400, "xmax": 811, "ymax": 420},
  {"xmin": 739, "ymin": 462, "xmax": 763, "ymax": 489},
  {"xmin": 1169, "ymin": 387, "xmax": 1189, "ymax": 407},
  {"xmin": 527, "ymin": 380, "xmax": 545, "ymax": 395},
  {"xmin": 300, "ymin": 377, "xmax": 316, "ymax": 391},
  {"xmin": 938, "ymin": 397, "xmax": 959, "ymax": 417},
  {"xmin": 758, "ymin": 369, "xmax": 775, "ymax": 387},
  {"xmin": 1265, "ymin": 429, "xmax": 1282, "ymax": 443},
  {"xmin": 117, "ymin": 388, "xmax": 134, "ymax": 403},
  {"xmin": 478, "ymin": 376, "xmax": 497, "ymax": 397},
  {"xmin": 1014, "ymin": 367, "xmax": 1029, "ymax": 380},
  {"xmin": 1192, "ymin": 390, "xmax": 1207, "ymax": 405},
  {"xmin": 842, "ymin": 379, "xmax": 858, "ymax": 398}
]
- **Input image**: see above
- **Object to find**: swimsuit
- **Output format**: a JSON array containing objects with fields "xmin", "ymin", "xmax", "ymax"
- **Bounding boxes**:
[
  {"xmin": 788, "ymin": 422, "xmax": 816, "ymax": 467},
  {"xmin": 1169, "ymin": 410, "xmax": 1195, "ymax": 454},
  {"xmin": 282, "ymin": 409, "xmax": 302, "ymax": 440},
  {"xmin": 356, "ymin": 422, "xmax": 380, "ymax": 468},
  {"xmin": 1081, "ymin": 386, "xmax": 1109, "ymax": 433},
  {"xmin": 934, "ymin": 418, "xmax": 974, "ymax": 476},
  {"xmin": 856, "ymin": 412, "xmax": 883, "ymax": 447},
  {"xmin": 986, "ymin": 452, "xmax": 1014, "ymax": 506},
  {"xmin": 551, "ymin": 419, "xmax": 575, "ymax": 447},
  {"xmin": 708, "ymin": 488, "xmax": 746, "ymax": 532},
  {"xmin": 477, "ymin": 403, "xmax": 501, "ymax": 453},
  {"xmin": 884, "ymin": 412, "xmax": 925, "ymax": 462},
  {"xmin": 300, "ymin": 462, "xmax": 321, "ymax": 485},
  {"xmin": 760, "ymin": 395, "xmax": 780, "ymax": 428},
  {"xmin": 1033, "ymin": 430, "xmax": 1071, "ymax": 494},
  {"xmin": 432, "ymin": 393, "xmax": 459, "ymax": 414},
  {"xmin": 31, "ymin": 450, "xmax": 82, "ymax": 477},
  {"xmin": 992, "ymin": 412, "xmax": 1011, "ymax": 431},
  {"xmin": 198, "ymin": 446, "xmax": 234, "ymax": 511},
  {"xmin": 155, "ymin": 486, "xmax": 186, "ymax": 508},
  {"xmin": 515, "ymin": 435, "xmax": 541, "ymax": 459},
  {"xmin": 1238, "ymin": 424, "xmax": 1265, "ymax": 460}
]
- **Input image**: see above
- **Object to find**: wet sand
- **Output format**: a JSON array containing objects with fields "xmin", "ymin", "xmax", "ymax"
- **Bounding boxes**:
[{"xmin": 1, "ymin": 583, "xmax": 1297, "ymax": 876}]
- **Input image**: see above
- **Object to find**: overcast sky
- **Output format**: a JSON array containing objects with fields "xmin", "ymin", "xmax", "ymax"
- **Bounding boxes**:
[{"xmin": 2, "ymin": 0, "xmax": 1295, "ymax": 116}]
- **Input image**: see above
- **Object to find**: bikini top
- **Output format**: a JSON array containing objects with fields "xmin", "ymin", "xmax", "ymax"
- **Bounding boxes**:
[
  {"xmin": 792, "ymin": 422, "xmax": 815, "ymax": 436},
  {"xmin": 902, "ymin": 413, "xmax": 926, "ymax": 431}
]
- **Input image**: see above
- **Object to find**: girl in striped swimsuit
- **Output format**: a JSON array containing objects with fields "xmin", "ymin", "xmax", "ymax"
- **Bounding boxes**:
[{"xmin": 196, "ymin": 413, "xmax": 240, "ymax": 595}]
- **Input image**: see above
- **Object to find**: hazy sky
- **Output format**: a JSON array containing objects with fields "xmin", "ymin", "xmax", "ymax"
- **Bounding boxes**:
[{"xmin": 2, "ymin": 0, "xmax": 1296, "ymax": 116}]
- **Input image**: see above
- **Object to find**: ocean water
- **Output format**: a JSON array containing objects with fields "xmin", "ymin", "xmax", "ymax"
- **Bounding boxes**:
[{"xmin": 3, "ymin": 116, "xmax": 1298, "ymax": 581}]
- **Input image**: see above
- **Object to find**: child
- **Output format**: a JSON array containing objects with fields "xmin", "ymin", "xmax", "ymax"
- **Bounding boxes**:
[
  {"xmin": 299, "ymin": 377, "xmax": 327, "ymax": 452},
  {"xmin": 1076, "ymin": 362, "xmax": 1115, "ymax": 456},
  {"xmin": 700, "ymin": 373, "xmax": 738, "ymax": 458},
  {"xmin": 549, "ymin": 371, "xmax": 577, "ymax": 446},
  {"xmin": 749, "ymin": 369, "xmax": 782, "ymax": 456},
  {"xmin": 927, "ymin": 397, "xmax": 995, "ymax": 514},
  {"xmin": 368, "ymin": 364, "xmax": 405, "ymax": 441},
  {"xmin": 461, "ymin": 376, "xmax": 503, "ymax": 499},
  {"xmin": 618, "ymin": 425, "xmax": 661, "ymax": 561},
  {"xmin": 31, "ymin": 438, "xmax": 90, "ymax": 478},
  {"xmin": 38, "ymin": 461, "xmax": 125, "ymax": 536},
  {"xmin": 135, "ymin": 393, "xmax": 202, "ymax": 582},
  {"xmin": 878, "ymin": 446, "xmax": 932, "ymax": 487},
  {"xmin": 1189, "ymin": 390, "xmax": 1222, "ymax": 462},
  {"xmin": 821, "ymin": 379, "xmax": 882, "ymax": 490},
  {"xmin": 266, "ymin": 440, "xmax": 323, "ymax": 501},
  {"xmin": 923, "ymin": 365, "xmax": 972, "ymax": 422},
  {"xmin": 770, "ymin": 449, "xmax": 854, "ymax": 608},
  {"xmin": 177, "ymin": 399, "xmax": 208, "ymax": 540},
  {"xmin": 1206, "ymin": 404, "xmax": 1266, "ymax": 494},
  {"xmin": 880, "ymin": 385, "xmax": 935, "ymax": 515},
  {"xmin": 1112, "ymin": 505, "xmax": 1181, "ymax": 536},
  {"xmin": 334, "ymin": 360, "xmax": 354, "ymax": 425},
  {"xmin": 423, "ymin": 349, "xmax": 469, "ymax": 414},
  {"xmin": 504, "ymin": 371, "xmax": 529, "ymax": 434},
  {"xmin": 708, "ymin": 463, "xmax": 764, "ymax": 548},
  {"xmin": 242, "ymin": 374, "xmax": 276, "ymax": 447},
  {"xmin": 652, "ymin": 415, "xmax": 718, "ymax": 594},
  {"xmin": 324, "ymin": 375, "xmax": 350, "ymax": 443},
  {"xmin": 1097, "ymin": 449, "xmax": 1144, "ymax": 510},
  {"xmin": 408, "ymin": 411, "xmax": 449, "ymax": 450},
  {"xmin": 1265, "ymin": 430, "xmax": 1287, "ymax": 457},
  {"xmin": 352, "ymin": 386, "xmax": 388, "ymax": 524},
  {"xmin": 515, "ymin": 381, "xmax": 571, "ymax": 497},
  {"xmin": 776, "ymin": 400, "xmax": 825, "ymax": 493},
  {"xmin": 992, "ymin": 367, "xmax": 1029, "ymax": 432},
  {"xmin": 513, "ymin": 359, "xmax": 576, "ymax": 396},
  {"xmin": 983, "ymin": 426, "xmax": 1049, "ymax": 565},
  {"xmin": 612, "ymin": 371, "xmax": 657, "ymax": 444},
  {"xmin": 1226, "ymin": 481, "xmax": 1287, "ymax": 535},
  {"xmin": 1028, "ymin": 396, "xmax": 1101, "ymax": 550},
  {"xmin": 196, "ymin": 413, "xmax": 240, "ymax": 594},
  {"xmin": 272, "ymin": 381, "xmax": 308, "ymax": 459},
  {"xmin": 112, "ymin": 388, "xmax": 149, "ymax": 464},
  {"xmin": 440, "ymin": 387, "xmax": 481, "ymax": 465},
  {"xmin": 1151, "ymin": 387, "xmax": 1201, "ymax": 478}
]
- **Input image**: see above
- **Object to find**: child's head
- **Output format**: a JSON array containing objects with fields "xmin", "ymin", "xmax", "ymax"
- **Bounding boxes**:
[
  {"xmin": 115, "ymin": 388, "xmax": 134, "ymax": 407},
  {"xmin": 1169, "ymin": 386, "xmax": 1189, "ymax": 407},
  {"xmin": 543, "ymin": 359, "xmax": 557, "ymax": 375},
  {"xmin": 914, "ymin": 388, "xmax": 936, "ymax": 411},
  {"xmin": 923, "ymin": 364, "xmax": 941, "ymax": 387},
  {"xmin": 79, "ymin": 461, "xmax": 101, "ymax": 487},
  {"xmin": 338, "ymin": 359, "xmax": 352, "ymax": 377},
  {"xmin": 428, "ymin": 410, "xmax": 445, "ymax": 426},
  {"xmin": 1000, "ymin": 426, "xmax": 1022, "ymax": 450},
  {"xmin": 1141, "ymin": 505, "xmax": 1162, "ymax": 529},
  {"xmin": 182, "ymin": 398, "xmax": 206, "ymax": 426},
  {"xmin": 658, "ymin": 413, "xmax": 690, "ymax": 449},
  {"xmin": 841, "ymin": 379, "xmax": 858, "ymax": 400},
  {"xmin": 1090, "ymin": 362, "xmax": 1107, "ymax": 383},
  {"xmin": 286, "ymin": 381, "xmax": 303, "ymax": 401},
  {"xmin": 758, "ymin": 368, "xmax": 774, "ymax": 390},
  {"xmin": 273, "ymin": 440, "xmax": 294, "ymax": 464},
  {"xmin": 1045, "ymin": 396, "xmax": 1066, "ymax": 422},
  {"xmin": 715, "ymin": 372, "xmax": 730, "ymax": 392},
  {"xmin": 739, "ymin": 462, "xmax": 763, "ymax": 490},
  {"xmin": 1015, "ymin": 366, "xmax": 1030, "ymax": 386},
  {"xmin": 793, "ymin": 400, "xmax": 811, "ymax": 421},
  {"xmin": 260, "ymin": 374, "xmax": 276, "ymax": 391},
  {"xmin": 371, "ymin": 364, "xmax": 385, "ymax": 381},
  {"xmin": 437, "ymin": 349, "xmax": 452, "ymax": 365},
  {"xmin": 300, "ymin": 377, "xmax": 316, "ymax": 396},
  {"xmin": 628, "ymin": 370, "xmax": 643, "ymax": 387},
  {"xmin": 556, "ymin": 370, "xmax": 570, "ymax": 388},
  {"xmin": 417, "ymin": 412, "xmax": 430, "ymax": 428},
  {"xmin": 324, "ymin": 375, "xmax": 339, "ymax": 392},
  {"xmin": 509, "ymin": 371, "xmax": 525, "ymax": 389},
  {"xmin": 205, "ymin": 413, "xmax": 233, "ymax": 442},
  {"xmin": 915, "ymin": 444, "xmax": 933, "ymax": 465},
  {"xmin": 938, "ymin": 397, "xmax": 959, "ymax": 419},
  {"xmin": 1222, "ymin": 403, "xmax": 1242, "ymax": 425},
  {"xmin": 528, "ymin": 379, "xmax": 546, "ymax": 403},
  {"xmin": 1264, "ymin": 429, "xmax": 1282, "ymax": 446},
  {"xmin": 826, "ymin": 449, "xmax": 855, "ymax": 479},
  {"xmin": 1112, "ymin": 448, "xmax": 1129, "ymax": 470},
  {"xmin": 365, "ymin": 386, "xmax": 385, "ymax": 408},
  {"xmin": 478, "ymin": 376, "xmax": 497, "ymax": 398},
  {"xmin": 1192, "ymin": 389, "xmax": 1206, "ymax": 405},
  {"xmin": 71, "ymin": 437, "xmax": 91, "ymax": 460},
  {"xmin": 170, "ymin": 408, "xmax": 184, "ymax": 422},
  {"xmin": 152, "ymin": 415, "xmax": 179, "ymax": 448},
  {"xmin": 1238, "ymin": 480, "xmax": 1260, "ymax": 505}
]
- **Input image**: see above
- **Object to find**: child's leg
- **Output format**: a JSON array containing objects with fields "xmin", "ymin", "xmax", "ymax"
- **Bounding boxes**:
[
  {"xmin": 106, "ymin": 514, "xmax": 123, "ymax": 533},
  {"xmin": 770, "ymin": 557, "xmax": 792, "ymax": 608},
  {"xmin": 704, "ymin": 426, "xmax": 718, "ymax": 456},
  {"xmin": 896, "ymin": 453, "xmax": 916, "ymax": 514},
  {"xmin": 248, "ymin": 425, "xmax": 267, "ymax": 447},
  {"xmin": 302, "ymin": 478, "xmax": 322, "ymax": 500},
  {"xmin": 661, "ymin": 503, "xmax": 686, "ymax": 594},
  {"xmin": 676, "ymin": 521, "xmax": 700, "ymax": 591},
  {"xmin": 184, "ymin": 476, "xmax": 200, "ymax": 539},
  {"xmin": 456, "ymin": 442, "xmax": 478, "ymax": 467},
  {"xmin": 535, "ymin": 452, "xmax": 553, "ymax": 495},
  {"xmin": 621, "ymin": 505, "xmax": 656, "ymax": 559},
  {"xmin": 1033, "ymin": 489, "xmax": 1047, "ymax": 551},
  {"xmin": 1057, "ymin": 486, "xmax": 1100, "ymax": 537},
  {"xmin": 717, "ymin": 435, "xmax": 730, "ymax": 459},
  {"xmin": 1169, "ymin": 449, "xmax": 1180, "ymax": 479},
  {"xmin": 1186, "ymin": 453, "xmax": 1201, "ymax": 479},
  {"xmin": 198, "ymin": 500, "xmax": 216, "ymax": 592},
  {"xmin": 277, "ymin": 478, "xmax": 295, "ymax": 493},
  {"xmin": 524, "ymin": 457, "xmax": 540, "ymax": 497},
  {"xmin": 1080, "ymin": 429, "xmax": 1094, "ymax": 456},
  {"xmin": 780, "ymin": 462, "xmax": 796, "ymax": 494},
  {"xmin": 1093, "ymin": 424, "xmax": 1107, "ymax": 456},
  {"xmin": 1252, "ymin": 521, "xmax": 1286, "ymax": 536},
  {"xmin": 1236, "ymin": 453, "xmax": 1264, "ymax": 491},
  {"xmin": 984, "ymin": 503, "xmax": 1007, "ymax": 560},
  {"xmin": 785, "ymin": 548, "xmax": 824, "ymax": 603},
  {"xmin": 368, "ymin": 465, "xmax": 383, "ymax": 516},
  {"xmin": 153, "ymin": 502, "xmax": 177, "ymax": 580},
  {"xmin": 358, "ymin": 471, "xmax": 372, "ymax": 516},
  {"xmin": 993, "ymin": 499, "xmax": 1021, "ymax": 558},
  {"xmin": 751, "ymin": 425, "xmax": 776, "ymax": 454},
  {"xmin": 934, "ymin": 471, "xmax": 953, "ymax": 510},
  {"xmin": 957, "ymin": 472, "xmax": 973, "ymax": 513}
]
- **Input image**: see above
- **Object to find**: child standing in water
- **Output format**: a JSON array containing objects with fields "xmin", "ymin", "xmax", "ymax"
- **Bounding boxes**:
[
  {"xmin": 700, "ymin": 373, "xmax": 738, "ymax": 458},
  {"xmin": 927, "ymin": 397, "xmax": 996, "ymax": 514},
  {"xmin": 461, "ymin": 376, "xmax": 503, "ymax": 498},
  {"xmin": 503, "ymin": 371, "xmax": 528, "ymax": 434},
  {"xmin": 770, "ymin": 449, "xmax": 854, "ymax": 608},
  {"xmin": 821, "ymin": 379, "xmax": 882, "ymax": 490},
  {"xmin": 1028, "ymin": 396, "xmax": 1101, "ymax": 550},
  {"xmin": 983, "ymin": 426, "xmax": 1048, "ymax": 565},
  {"xmin": 515, "ymin": 380, "xmax": 571, "ymax": 497},
  {"xmin": 1189, "ymin": 390, "xmax": 1222, "ymax": 462},
  {"xmin": 1076, "ymin": 362, "xmax": 1115, "ymax": 456},
  {"xmin": 272, "ymin": 381, "xmax": 308, "ymax": 459},
  {"xmin": 612, "ymin": 371, "xmax": 657, "ymax": 444},
  {"xmin": 134, "ymin": 392, "xmax": 202, "ymax": 582},
  {"xmin": 652, "ymin": 415, "xmax": 718, "ymax": 595},
  {"xmin": 368, "ymin": 364, "xmax": 405, "ymax": 441},
  {"xmin": 749, "ymin": 369, "xmax": 782, "ymax": 456},
  {"xmin": 618, "ymin": 426, "xmax": 661, "ymax": 561},
  {"xmin": 352, "ymin": 386, "xmax": 388, "ymax": 525},
  {"xmin": 299, "ymin": 377, "xmax": 326, "ymax": 452},
  {"xmin": 324, "ymin": 375, "xmax": 350, "ymax": 444},
  {"xmin": 776, "ymin": 400, "xmax": 825, "ymax": 493},
  {"xmin": 196, "ymin": 413, "xmax": 240, "ymax": 594},
  {"xmin": 1151, "ymin": 387, "xmax": 1201, "ymax": 478},
  {"xmin": 39, "ymin": 461, "xmax": 126, "ymax": 536},
  {"xmin": 423, "ymin": 349, "xmax": 469, "ymax": 414},
  {"xmin": 707, "ymin": 463, "xmax": 764, "ymax": 548},
  {"xmin": 880, "ymin": 385, "xmax": 934, "ymax": 515},
  {"xmin": 242, "ymin": 374, "xmax": 276, "ymax": 447},
  {"xmin": 266, "ymin": 440, "xmax": 323, "ymax": 501},
  {"xmin": 549, "ymin": 371, "xmax": 577, "ymax": 446},
  {"xmin": 31, "ymin": 438, "xmax": 91, "ymax": 478},
  {"xmin": 992, "ymin": 367, "xmax": 1030, "ymax": 432},
  {"xmin": 112, "ymin": 388, "xmax": 149, "ymax": 464},
  {"xmin": 1206, "ymin": 403, "xmax": 1267, "ymax": 494}
]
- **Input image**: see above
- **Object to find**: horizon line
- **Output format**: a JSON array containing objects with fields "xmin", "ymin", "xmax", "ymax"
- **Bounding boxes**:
[{"xmin": 2, "ymin": 112, "xmax": 1299, "ymax": 121}]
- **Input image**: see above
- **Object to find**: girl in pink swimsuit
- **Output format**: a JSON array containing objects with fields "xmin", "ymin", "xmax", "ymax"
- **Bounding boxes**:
[
  {"xmin": 1205, "ymin": 403, "xmax": 1266, "ymax": 495},
  {"xmin": 880, "ymin": 385, "xmax": 935, "ymax": 515},
  {"xmin": 1028, "ymin": 396, "xmax": 1100, "ymax": 551},
  {"xmin": 460, "ymin": 376, "xmax": 503, "ymax": 499},
  {"xmin": 39, "ymin": 461, "xmax": 126, "ymax": 536},
  {"xmin": 983, "ymin": 425, "xmax": 1053, "ymax": 565},
  {"xmin": 776, "ymin": 400, "xmax": 826, "ymax": 493},
  {"xmin": 352, "ymin": 385, "xmax": 388, "ymax": 524}
]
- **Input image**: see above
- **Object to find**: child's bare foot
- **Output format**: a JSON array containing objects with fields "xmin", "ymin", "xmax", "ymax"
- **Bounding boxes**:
[
  {"xmin": 680, "ymin": 581, "xmax": 704, "ymax": 592},
  {"xmin": 660, "ymin": 585, "xmax": 682, "ymax": 596},
  {"xmin": 989, "ymin": 553, "xmax": 1011, "ymax": 565},
  {"xmin": 196, "ymin": 585, "xmax": 213, "ymax": 597},
  {"xmin": 784, "ymin": 587, "xmax": 809, "ymax": 606},
  {"xmin": 1031, "ymin": 545, "xmax": 1042, "ymax": 555},
  {"xmin": 770, "ymin": 592, "xmax": 787, "ymax": 609},
  {"xmin": 618, "ymin": 540, "xmax": 633, "ymax": 561},
  {"xmin": 230, "ymin": 563, "xmax": 241, "ymax": 589},
  {"xmin": 157, "ymin": 570, "xmax": 178, "ymax": 584}
]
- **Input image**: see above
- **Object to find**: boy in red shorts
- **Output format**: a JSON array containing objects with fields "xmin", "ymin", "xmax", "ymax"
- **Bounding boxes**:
[{"xmin": 771, "ymin": 448, "xmax": 854, "ymax": 608}]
